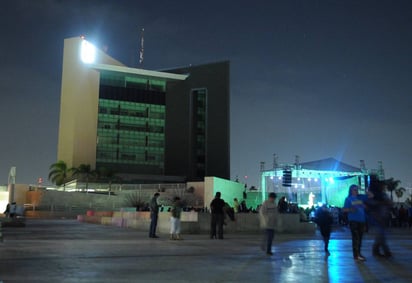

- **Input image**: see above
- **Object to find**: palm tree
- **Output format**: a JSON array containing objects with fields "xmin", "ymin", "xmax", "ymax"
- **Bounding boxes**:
[
  {"xmin": 48, "ymin": 160, "xmax": 71, "ymax": 190},
  {"xmin": 395, "ymin": 187, "xmax": 406, "ymax": 204},
  {"xmin": 96, "ymin": 167, "xmax": 120, "ymax": 195},
  {"xmin": 71, "ymin": 164, "xmax": 95, "ymax": 192},
  {"xmin": 384, "ymin": 178, "xmax": 401, "ymax": 201}
]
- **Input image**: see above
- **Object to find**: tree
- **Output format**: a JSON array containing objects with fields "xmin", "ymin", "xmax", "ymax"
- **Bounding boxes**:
[
  {"xmin": 96, "ymin": 167, "xmax": 120, "ymax": 195},
  {"xmin": 406, "ymin": 195, "xmax": 412, "ymax": 206},
  {"xmin": 395, "ymin": 187, "xmax": 406, "ymax": 203},
  {"xmin": 124, "ymin": 191, "xmax": 146, "ymax": 211},
  {"xmin": 48, "ymin": 160, "xmax": 71, "ymax": 190},
  {"xmin": 71, "ymin": 164, "xmax": 96, "ymax": 192},
  {"xmin": 384, "ymin": 178, "xmax": 401, "ymax": 201}
]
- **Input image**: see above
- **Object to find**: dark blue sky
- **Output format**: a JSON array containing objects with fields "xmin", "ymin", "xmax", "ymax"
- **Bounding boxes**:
[{"xmin": 1, "ymin": 0, "xmax": 411, "ymax": 188}]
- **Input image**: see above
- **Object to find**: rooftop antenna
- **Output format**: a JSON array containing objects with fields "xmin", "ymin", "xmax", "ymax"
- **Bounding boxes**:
[
  {"xmin": 295, "ymin": 155, "xmax": 300, "ymax": 169},
  {"xmin": 273, "ymin": 153, "xmax": 278, "ymax": 170},
  {"xmin": 260, "ymin": 161, "xmax": 265, "ymax": 172},
  {"xmin": 139, "ymin": 28, "xmax": 144, "ymax": 67},
  {"xmin": 360, "ymin": 160, "xmax": 366, "ymax": 172},
  {"xmin": 378, "ymin": 161, "xmax": 385, "ymax": 180}
]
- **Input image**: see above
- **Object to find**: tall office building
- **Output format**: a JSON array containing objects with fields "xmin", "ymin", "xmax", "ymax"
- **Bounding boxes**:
[{"xmin": 57, "ymin": 37, "xmax": 230, "ymax": 183}]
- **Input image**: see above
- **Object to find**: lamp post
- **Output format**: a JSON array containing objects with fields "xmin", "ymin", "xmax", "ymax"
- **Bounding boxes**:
[{"xmin": 8, "ymin": 167, "xmax": 16, "ymax": 204}]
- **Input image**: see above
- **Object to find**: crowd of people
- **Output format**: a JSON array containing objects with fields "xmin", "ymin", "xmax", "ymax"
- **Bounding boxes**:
[{"xmin": 146, "ymin": 178, "xmax": 408, "ymax": 261}]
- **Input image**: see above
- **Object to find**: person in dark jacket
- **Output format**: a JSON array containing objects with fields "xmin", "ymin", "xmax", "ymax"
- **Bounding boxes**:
[
  {"xmin": 149, "ymin": 193, "xmax": 161, "ymax": 238},
  {"xmin": 365, "ymin": 176, "xmax": 393, "ymax": 258},
  {"xmin": 315, "ymin": 204, "xmax": 334, "ymax": 255},
  {"xmin": 210, "ymin": 192, "xmax": 226, "ymax": 239},
  {"xmin": 278, "ymin": 196, "xmax": 288, "ymax": 213}
]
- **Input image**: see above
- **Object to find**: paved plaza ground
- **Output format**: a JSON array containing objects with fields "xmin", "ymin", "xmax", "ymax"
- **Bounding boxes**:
[{"xmin": 0, "ymin": 219, "xmax": 411, "ymax": 282}]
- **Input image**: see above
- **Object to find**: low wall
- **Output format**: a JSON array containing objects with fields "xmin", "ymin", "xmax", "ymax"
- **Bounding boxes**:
[
  {"xmin": 78, "ymin": 211, "xmax": 316, "ymax": 234},
  {"xmin": 25, "ymin": 211, "xmax": 81, "ymax": 219},
  {"xmin": 0, "ymin": 216, "xmax": 26, "ymax": 227}
]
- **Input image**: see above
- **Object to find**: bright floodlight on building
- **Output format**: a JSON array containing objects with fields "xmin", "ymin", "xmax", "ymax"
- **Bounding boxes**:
[{"xmin": 80, "ymin": 39, "xmax": 96, "ymax": 63}]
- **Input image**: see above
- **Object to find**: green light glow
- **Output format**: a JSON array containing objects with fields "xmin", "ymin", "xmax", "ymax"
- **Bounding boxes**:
[{"xmin": 261, "ymin": 169, "xmax": 366, "ymax": 207}]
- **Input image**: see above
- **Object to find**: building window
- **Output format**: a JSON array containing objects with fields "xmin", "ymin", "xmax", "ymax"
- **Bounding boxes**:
[
  {"xmin": 191, "ymin": 88, "xmax": 207, "ymax": 178},
  {"xmin": 96, "ymin": 97, "xmax": 165, "ymax": 171}
]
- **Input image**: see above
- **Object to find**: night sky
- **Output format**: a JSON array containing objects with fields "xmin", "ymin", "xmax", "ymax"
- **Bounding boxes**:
[{"xmin": 1, "ymin": 0, "xmax": 411, "ymax": 188}]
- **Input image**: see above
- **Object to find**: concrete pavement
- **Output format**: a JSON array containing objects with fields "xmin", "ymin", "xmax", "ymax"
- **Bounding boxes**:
[{"xmin": 0, "ymin": 219, "xmax": 411, "ymax": 282}]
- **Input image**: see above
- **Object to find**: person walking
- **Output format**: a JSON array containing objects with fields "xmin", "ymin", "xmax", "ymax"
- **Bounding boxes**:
[
  {"xmin": 210, "ymin": 192, "xmax": 225, "ymax": 239},
  {"xmin": 10, "ymin": 202, "xmax": 17, "ymax": 218},
  {"xmin": 3, "ymin": 203, "xmax": 10, "ymax": 218},
  {"xmin": 233, "ymin": 198, "xmax": 240, "ymax": 213},
  {"xmin": 343, "ymin": 184, "xmax": 368, "ymax": 261},
  {"xmin": 315, "ymin": 204, "xmax": 334, "ymax": 255},
  {"xmin": 408, "ymin": 206, "xmax": 412, "ymax": 228},
  {"xmin": 259, "ymin": 192, "xmax": 277, "ymax": 256},
  {"xmin": 277, "ymin": 196, "xmax": 288, "ymax": 213},
  {"xmin": 366, "ymin": 176, "xmax": 393, "ymax": 258},
  {"xmin": 149, "ymin": 193, "xmax": 161, "ymax": 238},
  {"xmin": 170, "ymin": 196, "xmax": 183, "ymax": 240}
]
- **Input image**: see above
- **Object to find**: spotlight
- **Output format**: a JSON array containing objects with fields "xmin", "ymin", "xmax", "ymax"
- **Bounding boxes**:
[{"xmin": 80, "ymin": 40, "xmax": 96, "ymax": 63}]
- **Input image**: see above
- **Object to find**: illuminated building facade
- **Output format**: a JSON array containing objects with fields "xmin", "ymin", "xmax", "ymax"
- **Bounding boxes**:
[{"xmin": 57, "ymin": 37, "xmax": 230, "ymax": 182}]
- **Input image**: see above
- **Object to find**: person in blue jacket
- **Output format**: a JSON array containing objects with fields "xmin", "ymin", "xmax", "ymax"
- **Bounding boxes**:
[{"xmin": 343, "ymin": 184, "xmax": 368, "ymax": 261}]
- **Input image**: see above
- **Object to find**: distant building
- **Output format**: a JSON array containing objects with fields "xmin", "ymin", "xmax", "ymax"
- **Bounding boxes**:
[{"xmin": 57, "ymin": 37, "xmax": 230, "ymax": 183}]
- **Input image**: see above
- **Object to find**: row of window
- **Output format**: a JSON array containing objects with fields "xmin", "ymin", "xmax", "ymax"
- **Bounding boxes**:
[
  {"xmin": 100, "ymin": 72, "xmax": 166, "ymax": 92},
  {"xmin": 98, "ymin": 122, "xmax": 164, "ymax": 133},
  {"xmin": 193, "ymin": 89, "xmax": 207, "ymax": 178},
  {"xmin": 99, "ymin": 98, "xmax": 165, "ymax": 111},
  {"xmin": 97, "ymin": 129, "xmax": 164, "ymax": 138},
  {"xmin": 99, "ymin": 85, "xmax": 165, "ymax": 105},
  {"xmin": 98, "ymin": 107, "xmax": 165, "ymax": 120},
  {"xmin": 96, "ymin": 149, "xmax": 164, "ymax": 164},
  {"xmin": 98, "ymin": 100, "xmax": 165, "ymax": 120},
  {"xmin": 98, "ymin": 114, "xmax": 164, "ymax": 126},
  {"xmin": 97, "ymin": 138, "xmax": 164, "ymax": 148}
]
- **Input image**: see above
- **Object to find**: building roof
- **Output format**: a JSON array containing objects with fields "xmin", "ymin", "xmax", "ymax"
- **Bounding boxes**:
[
  {"xmin": 300, "ymin": 157, "xmax": 361, "ymax": 173},
  {"xmin": 90, "ymin": 63, "xmax": 188, "ymax": 81}
]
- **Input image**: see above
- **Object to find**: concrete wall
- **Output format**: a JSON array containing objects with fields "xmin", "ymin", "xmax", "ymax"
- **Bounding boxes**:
[
  {"xmin": 0, "ymin": 184, "xmax": 34, "ymax": 212},
  {"xmin": 186, "ymin": 181, "xmax": 204, "ymax": 205},
  {"xmin": 204, "ymin": 177, "xmax": 246, "ymax": 209},
  {"xmin": 78, "ymin": 211, "xmax": 316, "ymax": 234}
]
